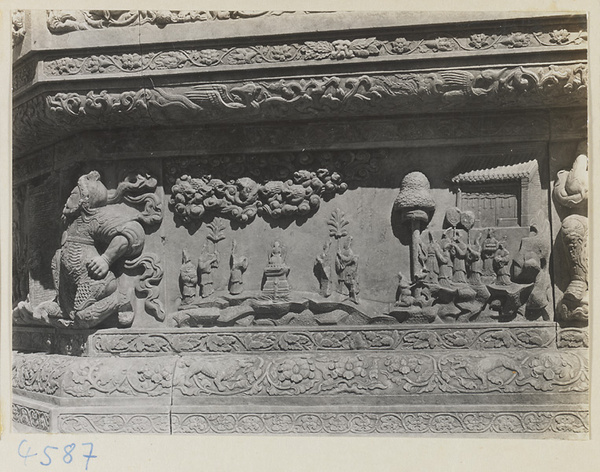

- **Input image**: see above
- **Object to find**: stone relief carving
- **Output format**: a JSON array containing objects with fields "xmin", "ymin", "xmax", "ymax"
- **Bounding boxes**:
[
  {"xmin": 394, "ymin": 172, "xmax": 436, "ymax": 282},
  {"xmin": 13, "ymin": 353, "xmax": 176, "ymax": 398},
  {"xmin": 170, "ymin": 350, "xmax": 587, "ymax": 397},
  {"xmin": 390, "ymin": 184, "xmax": 552, "ymax": 325},
  {"xmin": 314, "ymin": 241, "xmax": 333, "ymax": 297},
  {"xmin": 12, "ymin": 11, "xmax": 589, "ymax": 439},
  {"xmin": 179, "ymin": 250, "xmax": 198, "ymax": 306},
  {"xmin": 229, "ymin": 240, "xmax": 248, "ymax": 295},
  {"xmin": 98, "ymin": 326, "xmax": 555, "ymax": 355},
  {"xmin": 336, "ymin": 237, "xmax": 360, "ymax": 304},
  {"xmin": 43, "ymin": 28, "xmax": 588, "ymax": 77},
  {"xmin": 12, "ymin": 404, "xmax": 51, "ymax": 432},
  {"xmin": 24, "ymin": 65, "xmax": 588, "ymax": 125},
  {"xmin": 170, "ymin": 169, "xmax": 347, "ymax": 225},
  {"xmin": 170, "ymin": 411, "xmax": 588, "ymax": 435},
  {"xmin": 14, "ymin": 406, "xmax": 588, "ymax": 435},
  {"xmin": 13, "ymin": 61, "xmax": 37, "ymax": 92},
  {"xmin": 58, "ymin": 414, "xmax": 170, "ymax": 434},
  {"xmin": 13, "ymin": 171, "xmax": 164, "ymax": 329},
  {"xmin": 13, "ymin": 65, "xmax": 587, "ymax": 156},
  {"xmin": 557, "ymin": 328, "xmax": 589, "ymax": 349},
  {"xmin": 12, "ymin": 324, "xmax": 562, "ymax": 356},
  {"xmin": 46, "ymin": 10, "xmax": 301, "ymax": 34},
  {"xmin": 553, "ymin": 142, "xmax": 588, "ymax": 326},
  {"xmin": 262, "ymin": 241, "xmax": 291, "ymax": 299},
  {"xmin": 12, "ymin": 10, "xmax": 26, "ymax": 47}
]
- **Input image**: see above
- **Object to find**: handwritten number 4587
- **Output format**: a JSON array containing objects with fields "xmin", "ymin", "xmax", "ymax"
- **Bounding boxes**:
[{"xmin": 18, "ymin": 440, "xmax": 97, "ymax": 470}]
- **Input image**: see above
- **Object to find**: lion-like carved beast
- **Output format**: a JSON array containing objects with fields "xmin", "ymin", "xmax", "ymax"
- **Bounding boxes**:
[{"xmin": 13, "ymin": 170, "xmax": 164, "ymax": 328}]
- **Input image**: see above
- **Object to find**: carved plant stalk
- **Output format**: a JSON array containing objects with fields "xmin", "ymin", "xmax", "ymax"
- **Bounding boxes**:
[{"xmin": 328, "ymin": 208, "xmax": 349, "ymax": 291}]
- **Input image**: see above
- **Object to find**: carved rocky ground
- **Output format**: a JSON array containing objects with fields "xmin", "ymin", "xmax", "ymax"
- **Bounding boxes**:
[{"xmin": 12, "ymin": 11, "xmax": 588, "ymax": 436}]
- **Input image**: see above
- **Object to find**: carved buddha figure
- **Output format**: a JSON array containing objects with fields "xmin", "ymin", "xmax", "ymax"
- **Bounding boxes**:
[{"xmin": 262, "ymin": 240, "xmax": 291, "ymax": 298}]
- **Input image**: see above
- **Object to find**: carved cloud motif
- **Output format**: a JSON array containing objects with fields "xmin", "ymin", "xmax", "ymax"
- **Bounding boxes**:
[{"xmin": 170, "ymin": 169, "xmax": 348, "ymax": 224}]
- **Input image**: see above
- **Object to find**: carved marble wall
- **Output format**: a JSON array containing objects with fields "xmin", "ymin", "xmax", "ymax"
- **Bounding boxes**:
[{"xmin": 12, "ymin": 11, "xmax": 588, "ymax": 436}]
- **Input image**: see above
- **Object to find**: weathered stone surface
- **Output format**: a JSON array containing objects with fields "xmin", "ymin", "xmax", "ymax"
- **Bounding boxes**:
[{"xmin": 12, "ymin": 11, "xmax": 588, "ymax": 436}]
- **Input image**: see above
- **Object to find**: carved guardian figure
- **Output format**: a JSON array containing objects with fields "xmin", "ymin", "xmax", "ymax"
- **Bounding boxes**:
[
  {"xmin": 553, "ymin": 142, "xmax": 588, "ymax": 325},
  {"xmin": 13, "ymin": 171, "xmax": 164, "ymax": 328}
]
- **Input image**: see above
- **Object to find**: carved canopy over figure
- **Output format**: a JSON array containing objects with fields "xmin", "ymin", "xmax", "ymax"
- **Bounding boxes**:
[{"xmin": 13, "ymin": 170, "xmax": 164, "ymax": 328}]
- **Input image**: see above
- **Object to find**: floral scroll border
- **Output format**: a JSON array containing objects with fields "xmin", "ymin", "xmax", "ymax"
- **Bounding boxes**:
[
  {"xmin": 171, "ymin": 411, "xmax": 588, "ymax": 435},
  {"xmin": 42, "ymin": 29, "xmax": 587, "ymax": 77}
]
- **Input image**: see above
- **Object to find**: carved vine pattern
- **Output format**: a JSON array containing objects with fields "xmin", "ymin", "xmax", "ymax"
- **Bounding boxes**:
[
  {"xmin": 89, "ymin": 326, "xmax": 558, "ymax": 355},
  {"xmin": 13, "ymin": 353, "xmax": 176, "ymax": 398},
  {"xmin": 43, "ymin": 29, "xmax": 588, "ymax": 76},
  {"xmin": 171, "ymin": 411, "xmax": 588, "ymax": 435},
  {"xmin": 171, "ymin": 351, "xmax": 588, "ymax": 397},
  {"xmin": 12, "ymin": 404, "xmax": 51, "ymax": 432},
  {"xmin": 58, "ymin": 414, "xmax": 170, "ymax": 433}
]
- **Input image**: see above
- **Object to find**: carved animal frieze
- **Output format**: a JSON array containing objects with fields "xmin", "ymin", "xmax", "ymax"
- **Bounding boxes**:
[
  {"xmin": 13, "ymin": 65, "xmax": 587, "ymax": 156},
  {"xmin": 170, "ymin": 350, "xmax": 588, "ymax": 397},
  {"xmin": 170, "ymin": 169, "xmax": 347, "ymax": 225},
  {"xmin": 12, "ymin": 171, "xmax": 165, "ymax": 329}
]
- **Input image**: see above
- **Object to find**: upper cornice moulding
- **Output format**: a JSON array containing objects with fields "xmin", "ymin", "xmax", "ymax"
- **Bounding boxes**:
[
  {"xmin": 12, "ymin": 63, "xmax": 587, "ymax": 158},
  {"xmin": 13, "ymin": 11, "xmax": 585, "ymax": 60}
]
